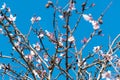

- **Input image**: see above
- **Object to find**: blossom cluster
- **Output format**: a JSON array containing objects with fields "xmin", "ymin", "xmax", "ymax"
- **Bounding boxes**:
[
  {"xmin": 0, "ymin": 1, "xmax": 119, "ymax": 80},
  {"xmin": 83, "ymin": 14, "xmax": 99, "ymax": 30}
]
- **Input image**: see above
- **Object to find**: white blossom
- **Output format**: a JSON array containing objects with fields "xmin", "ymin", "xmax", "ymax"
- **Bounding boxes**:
[
  {"xmin": 90, "ymin": 20, "xmax": 99, "ymax": 30},
  {"xmin": 0, "ymin": 64, "xmax": 4, "ymax": 69},
  {"xmin": 30, "ymin": 50, "xmax": 36, "ymax": 56},
  {"xmin": 102, "ymin": 71, "xmax": 111, "ymax": 80},
  {"xmin": 1, "ymin": 3, "xmax": 6, "ymax": 10},
  {"xmin": 83, "ymin": 14, "xmax": 100, "ymax": 30},
  {"xmin": 68, "ymin": 36, "xmax": 74, "ymax": 42},
  {"xmin": 60, "ymin": 53, "xmax": 65, "ymax": 57},
  {"xmin": 8, "ymin": 14, "xmax": 16, "ymax": 22},
  {"xmin": 59, "ymin": 15, "xmax": 64, "ymax": 20},
  {"xmin": 33, "ymin": 42, "xmax": 40, "ymax": 51},
  {"xmin": 31, "ymin": 16, "xmax": 41, "ymax": 24},
  {"xmin": 83, "ymin": 14, "xmax": 92, "ymax": 21},
  {"xmin": 36, "ymin": 59, "xmax": 41, "ymax": 64},
  {"xmin": 37, "ymin": 33, "xmax": 44, "ymax": 38},
  {"xmin": 45, "ymin": 30, "xmax": 50, "ymax": 37},
  {"xmin": 44, "ymin": 54, "xmax": 48, "ymax": 61},
  {"xmin": 32, "ymin": 70, "xmax": 40, "ymax": 78},
  {"xmin": 93, "ymin": 46, "xmax": 101, "ymax": 53}
]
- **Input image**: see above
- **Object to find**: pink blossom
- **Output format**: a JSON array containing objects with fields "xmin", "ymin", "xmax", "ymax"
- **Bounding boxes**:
[
  {"xmin": 8, "ymin": 14, "xmax": 16, "ymax": 22},
  {"xmin": 83, "ymin": 14, "xmax": 100, "ymax": 30},
  {"xmin": 45, "ymin": 30, "xmax": 51, "ymax": 37},
  {"xmin": 90, "ymin": 20, "xmax": 99, "ymax": 30},
  {"xmin": 14, "ymin": 42, "xmax": 20, "ymax": 48},
  {"xmin": 81, "ymin": 37, "xmax": 87, "ymax": 44},
  {"xmin": 31, "ymin": 16, "xmax": 41, "ymax": 24},
  {"xmin": 58, "ymin": 41, "xmax": 63, "ymax": 47},
  {"xmin": 56, "ymin": 57, "xmax": 60, "ymax": 63},
  {"xmin": 33, "ymin": 42, "xmax": 40, "ymax": 51},
  {"xmin": 45, "ymin": 30, "xmax": 55, "ymax": 40},
  {"xmin": 44, "ymin": 54, "xmax": 48, "ymax": 61},
  {"xmin": 25, "ymin": 54, "xmax": 33, "ymax": 61},
  {"xmin": 101, "ymin": 53, "xmax": 113, "ymax": 61},
  {"xmin": 102, "ymin": 71, "xmax": 111, "ymax": 80},
  {"xmin": 68, "ymin": 2, "xmax": 76, "ymax": 11}
]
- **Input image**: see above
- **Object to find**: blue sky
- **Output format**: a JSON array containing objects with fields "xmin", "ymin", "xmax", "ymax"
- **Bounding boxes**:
[{"xmin": 0, "ymin": 0, "xmax": 120, "ymax": 79}]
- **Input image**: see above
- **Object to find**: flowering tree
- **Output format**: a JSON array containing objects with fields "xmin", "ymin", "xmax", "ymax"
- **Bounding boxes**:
[{"xmin": 0, "ymin": 0, "xmax": 120, "ymax": 80}]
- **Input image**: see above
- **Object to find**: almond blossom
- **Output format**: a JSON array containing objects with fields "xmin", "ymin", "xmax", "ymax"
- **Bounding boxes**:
[
  {"xmin": 33, "ymin": 42, "xmax": 40, "ymax": 51},
  {"xmin": 60, "ymin": 53, "xmax": 65, "ymax": 57},
  {"xmin": 25, "ymin": 54, "xmax": 34, "ymax": 61},
  {"xmin": 56, "ymin": 57, "xmax": 60, "ymax": 64},
  {"xmin": 13, "ymin": 37, "xmax": 21, "ymax": 50},
  {"xmin": 36, "ymin": 58, "xmax": 42, "ymax": 64},
  {"xmin": 37, "ymin": 33, "xmax": 44, "ymax": 38},
  {"xmin": 45, "ymin": 30, "xmax": 51, "ymax": 37},
  {"xmin": 90, "ymin": 20, "xmax": 99, "ymax": 30},
  {"xmin": 102, "ymin": 71, "xmax": 111, "ymax": 80},
  {"xmin": 45, "ymin": 30, "xmax": 55, "ymax": 42},
  {"xmin": 8, "ymin": 14, "xmax": 16, "ymax": 22},
  {"xmin": 101, "ymin": 53, "xmax": 113, "ymax": 61},
  {"xmin": 44, "ymin": 54, "xmax": 48, "ymax": 61},
  {"xmin": 83, "ymin": 14, "xmax": 100, "ymax": 30},
  {"xmin": 45, "ymin": 1, "xmax": 53, "ymax": 8},
  {"xmin": 81, "ymin": 37, "xmax": 87, "ymax": 44},
  {"xmin": 93, "ymin": 46, "xmax": 101, "ymax": 53},
  {"xmin": 31, "ymin": 16, "xmax": 41, "ymax": 24},
  {"xmin": 82, "ymin": 14, "xmax": 93, "ymax": 21},
  {"xmin": 58, "ymin": 36, "xmax": 63, "ymax": 47},
  {"xmin": 1, "ymin": 3, "xmax": 6, "ymax": 10},
  {"xmin": 30, "ymin": 50, "xmax": 36, "ymax": 56},
  {"xmin": 25, "ymin": 50, "xmax": 36, "ymax": 61},
  {"xmin": 32, "ymin": 70, "xmax": 40, "ymax": 78},
  {"xmin": 59, "ymin": 15, "xmax": 64, "ymax": 20},
  {"xmin": 67, "ymin": 2, "xmax": 76, "ymax": 12},
  {"xmin": 58, "ymin": 41, "xmax": 63, "ymax": 47},
  {"xmin": 68, "ymin": 36, "xmax": 74, "ymax": 42}
]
